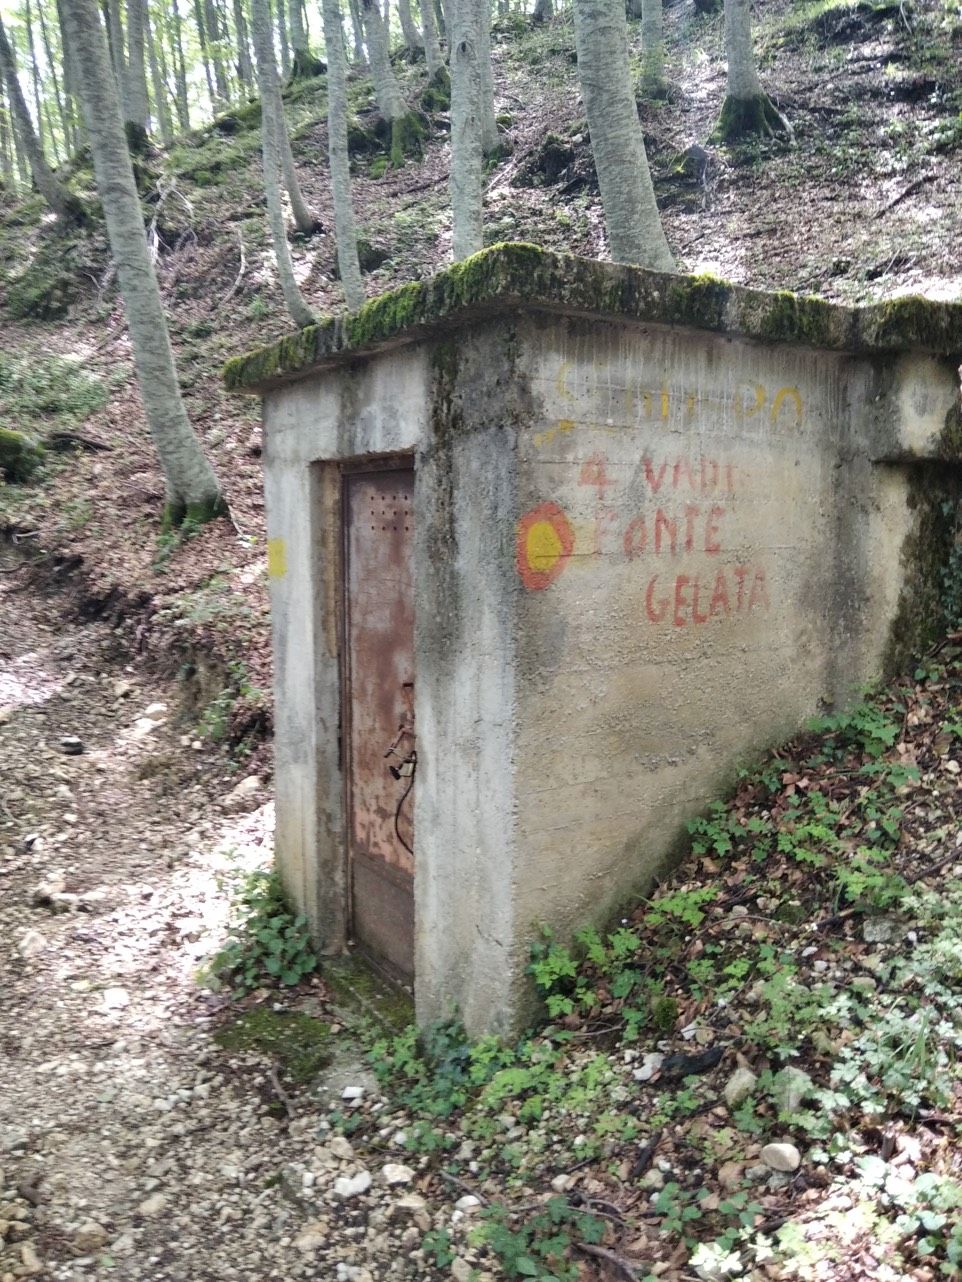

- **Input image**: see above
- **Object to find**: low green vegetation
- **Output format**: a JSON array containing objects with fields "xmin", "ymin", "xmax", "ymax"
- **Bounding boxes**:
[
  {"xmin": 207, "ymin": 868, "xmax": 317, "ymax": 995},
  {"xmin": 342, "ymin": 653, "xmax": 962, "ymax": 1280},
  {"xmin": 0, "ymin": 350, "xmax": 107, "ymax": 431}
]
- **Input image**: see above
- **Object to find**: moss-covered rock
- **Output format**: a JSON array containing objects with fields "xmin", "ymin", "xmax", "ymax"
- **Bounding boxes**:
[
  {"xmin": 222, "ymin": 243, "xmax": 962, "ymax": 393},
  {"xmin": 0, "ymin": 428, "xmax": 43, "ymax": 483},
  {"xmin": 420, "ymin": 66, "xmax": 451, "ymax": 113},
  {"xmin": 389, "ymin": 111, "xmax": 427, "ymax": 168},
  {"xmin": 289, "ymin": 47, "xmax": 327, "ymax": 81},
  {"xmin": 5, "ymin": 249, "xmax": 79, "ymax": 320}
]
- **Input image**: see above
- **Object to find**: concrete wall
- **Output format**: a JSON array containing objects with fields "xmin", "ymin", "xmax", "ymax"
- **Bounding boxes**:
[{"xmin": 259, "ymin": 307, "xmax": 958, "ymax": 1035}]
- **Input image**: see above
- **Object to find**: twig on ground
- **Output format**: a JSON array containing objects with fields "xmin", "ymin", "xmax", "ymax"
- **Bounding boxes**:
[
  {"xmin": 218, "ymin": 227, "xmax": 247, "ymax": 308},
  {"xmin": 574, "ymin": 1242, "xmax": 640, "ymax": 1281},
  {"xmin": 268, "ymin": 1067, "xmax": 295, "ymax": 1119},
  {"xmin": 438, "ymin": 1170, "xmax": 488, "ymax": 1204},
  {"xmin": 874, "ymin": 174, "xmax": 934, "ymax": 219}
]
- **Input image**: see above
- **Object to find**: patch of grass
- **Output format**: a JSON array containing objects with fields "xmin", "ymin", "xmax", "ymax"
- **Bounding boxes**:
[{"xmin": 0, "ymin": 351, "xmax": 107, "ymax": 429}]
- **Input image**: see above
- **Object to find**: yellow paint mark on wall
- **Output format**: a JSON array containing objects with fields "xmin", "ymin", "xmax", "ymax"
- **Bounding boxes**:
[
  {"xmin": 771, "ymin": 386, "xmax": 803, "ymax": 427},
  {"xmin": 533, "ymin": 418, "xmax": 576, "ymax": 448},
  {"xmin": 267, "ymin": 537, "xmax": 288, "ymax": 579},
  {"xmin": 526, "ymin": 519, "xmax": 565, "ymax": 574}
]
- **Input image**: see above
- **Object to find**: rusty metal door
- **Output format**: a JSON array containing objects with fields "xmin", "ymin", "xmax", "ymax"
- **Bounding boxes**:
[{"xmin": 343, "ymin": 465, "xmax": 416, "ymax": 979}]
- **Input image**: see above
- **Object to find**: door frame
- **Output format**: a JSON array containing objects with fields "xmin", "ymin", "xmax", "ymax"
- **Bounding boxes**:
[{"xmin": 337, "ymin": 453, "xmax": 416, "ymax": 979}]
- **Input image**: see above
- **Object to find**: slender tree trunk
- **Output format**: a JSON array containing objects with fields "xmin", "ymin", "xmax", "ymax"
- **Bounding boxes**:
[
  {"xmin": 572, "ymin": 0, "xmax": 673, "ymax": 269},
  {"xmin": 715, "ymin": 0, "xmax": 789, "ymax": 140},
  {"xmin": 56, "ymin": 0, "xmax": 82, "ymax": 151},
  {"xmin": 153, "ymin": 8, "xmax": 177, "ymax": 130},
  {"xmin": 232, "ymin": 0, "xmax": 254, "ymax": 88},
  {"xmin": 276, "ymin": 106, "xmax": 316, "ymax": 232},
  {"xmin": 250, "ymin": 0, "xmax": 316, "ymax": 325},
  {"xmin": 361, "ymin": 0, "xmax": 404, "ymax": 118},
  {"xmin": 125, "ymin": 0, "xmax": 150, "ymax": 145},
  {"xmin": 533, "ymin": 0, "xmax": 553, "ymax": 19},
  {"xmin": 639, "ymin": 0, "xmax": 667, "ymax": 98},
  {"xmin": 38, "ymin": 0, "xmax": 70, "ymax": 156},
  {"xmin": 204, "ymin": 0, "xmax": 230, "ymax": 100},
  {"xmin": 0, "ymin": 86, "xmax": 15, "ymax": 186},
  {"xmin": 107, "ymin": 0, "xmax": 125, "ymax": 88},
  {"xmin": 289, "ymin": 0, "xmax": 308, "ymax": 54},
  {"xmin": 476, "ymin": 0, "xmax": 499, "ymax": 155},
  {"xmin": 0, "ymin": 16, "xmax": 80, "ymax": 219},
  {"xmin": 12, "ymin": 112, "xmax": 30, "ymax": 186},
  {"xmin": 321, "ymin": 0, "xmax": 363, "ymax": 310},
  {"xmin": 397, "ymin": 0, "xmax": 423, "ymax": 48},
  {"xmin": 275, "ymin": 0, "xmax": 291, "ymax": 75},
  {"xmin": 421, "ymin": 0, "xmax": 444, "ymax": 78},
  {"xmin": 449, "ymin": 0, "xmax": 482, "ymax": 259},
  {"xmin": 194, "ymin": 0, "xmax": 219, "ymax": 108},
  {"xmin": 347, "ymin": 0, "xmax": 366, "ymax": 60},
  {"xmin": 62, "ymin": 0, "xmax": 225, "ymax": 522},
  {"xmin": 146, "ymin": 8, "xmax": 173, "ymax": 142},
  {"xmin": 171, "ymin": 0, "xmax": 191, "ymax": 128},
  {"xmin": 25, "ymin": 0, "xmax": 46, "ymax": 158}
]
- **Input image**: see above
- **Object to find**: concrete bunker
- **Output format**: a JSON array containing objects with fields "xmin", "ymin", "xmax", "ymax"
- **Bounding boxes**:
[{"xmin": 225, "ymin": 244, "xmax": 962, "ymax": 1035}]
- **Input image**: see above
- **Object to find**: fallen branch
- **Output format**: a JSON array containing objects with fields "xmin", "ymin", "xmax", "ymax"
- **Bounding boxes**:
[
  {"xmin": 218, "ymin": 226, "xmax": 247, "ymax": 309},
  {"xmin": 268, "ymin": 1067, "xmax": 295, "ymax": 1119},
  {"xmin": 574, "ymin": 1242, "xmax": 640, "ymax": 1282},
  {"xmin": 874, "ymin": 173, "xmax": 935, "ymax": 219}
]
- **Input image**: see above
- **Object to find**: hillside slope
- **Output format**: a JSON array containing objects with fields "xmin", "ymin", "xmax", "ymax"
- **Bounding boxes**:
[{"xmin": 1, "ymin": 0, "xmax": 960, "ymax": 717}]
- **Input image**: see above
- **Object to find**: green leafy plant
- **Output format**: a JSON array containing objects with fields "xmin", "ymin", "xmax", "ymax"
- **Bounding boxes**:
[
  {"xmin": 207, "ymin": 870, "xmax": 317, "ymax": 994},
  {"xmin": 476, "ymin": 1198, "xmax": 606, "ymax": 1282}
]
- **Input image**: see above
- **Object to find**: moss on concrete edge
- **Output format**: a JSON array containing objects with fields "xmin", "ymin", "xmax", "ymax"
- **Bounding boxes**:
[{"xmin": 223, "ymin": 244, "xmax": 962, "ymax": 393}]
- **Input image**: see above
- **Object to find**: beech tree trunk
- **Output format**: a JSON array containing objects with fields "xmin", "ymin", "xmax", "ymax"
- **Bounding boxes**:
[
  {"xmin": 125, "ymin": 0, "xmax": 150, "ymax": 146},
  {"xmin": 171, "ymin": 0, "xmax": 191, "ymax": 128},
  {"xmin": 0, "ymin": 85, "xmax": 15, "ymax": 186},
  {"xmin": 205, "ymin": 0, "xmax": 231, "ymax": 100},
  {"xmin": 61, "ymin": 0, "xmax": 225, "ymax": 523},
  {"xmin": 232, "ymin": 0, "xmax": 254, "ymax": 88},
  {"xmin": 250, "ymin": 0, "xmax": 316, "ymax": 326},
  {"xmin": 639, "ymin": 0, "xmax": 667, "ymax": 98},
  {"xmin": 476, "ymin": 0, "xmax": 499, "ymax": 154},
  {"xmin": 572, "ymin": 0, "xmax": 674, "ymax": 269},
  {"xmin": 449, "ymin": 0, "xmax": 482, "ymax": 258},
  {"xmin": 0, "ymin": 16, "xmax": 79, "ymax": 219},
  {"xmin": 533, "ymin": 0, "xmax": 553, "ymax": 20},
  {"xmin": 321, "ymin": 0, "xmax": 364, "ymax": 310},
  {"xmin": 146, "ymin": 7, "xmax": 173, "ymax": 143},
  {"xmin": 194, "ymin": 0, "xmax": 219, "ymax": 108},
  {"xmin": 421, "ymin": 0, "xmax": 444, "ymax": 79},
  {"xmin": 275, "ymin": 0, "xmax": 291, "ymax": 76},
  {"xmin": 38, "ymin": 0, "xmax": 70, "ymax": 156},
  {"xmin": 347, "ymin": 0, "xmax": 366, "ymax": 61},
  {"xmin": 716, "ymin": 0, "xmax": 789, "ymax": 139},
  {"xmin": 107, "ymin": 0, "xmax": 125, "ymax": 88},
  {"xmin": 397, "ymin": 0, "xmax": 423, "ymax": 49},
  {"xmin": 362, "ymin": 0, "xmax": 404, "ymax": 119}
]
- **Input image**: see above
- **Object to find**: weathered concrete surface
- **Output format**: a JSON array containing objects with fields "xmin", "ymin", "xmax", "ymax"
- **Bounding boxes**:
[{"xmin": 233, "ymin": 247, "xmax": 962, "ymax": 1035}]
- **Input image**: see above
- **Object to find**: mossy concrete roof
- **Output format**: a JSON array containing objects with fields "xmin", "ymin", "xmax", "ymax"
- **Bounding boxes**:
[{"xmin": 223, "ymin": 243, "xmax": 962, "ymax": 394}]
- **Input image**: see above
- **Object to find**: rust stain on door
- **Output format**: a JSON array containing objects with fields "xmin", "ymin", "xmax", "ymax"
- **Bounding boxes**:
[{"xmin": 343, "ymin": 466, "xmax": 416, "ymax": 979}]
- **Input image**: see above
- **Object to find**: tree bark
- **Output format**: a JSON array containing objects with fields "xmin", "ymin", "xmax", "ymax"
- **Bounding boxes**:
[
  {"xmin": 204, "ymin": 0, "xmax": 231, "ymax": 100},
  {"xmin": 361, "ymin": 0, "xmax": 404, "ymax": 119},
  {"xmin": 106, "ymin": 0, "xmax": 125, "ymax": 88},
  {"xmin": 38, "ymin": 0, "xmax": 70, "ymax": 156},
  {"xmin": 61, "ymin": 0, "xmax": 225, "ymax": 523},
  {"xmin": 639, "ymin": 0, "xmax": 667, "ymax": 98},
  {"xmin": 321, "ymin": 0, "xmax": 364, "ymax": 310},
  {"xmin": 0, "ymin": 16, "xmax": 79, "ymax": 219},
  {"xmin": 347, "ymin": 0, "xmax": 366, "ymax": 61},
  {"xmin": 449, "ymin": 0, "xmax": 482, "ymax": 259},
  {"xmin": 250, "ymin": 0, "xmax": 316, "ymax": 325},
  {"xmin": 476, "ymin": 0, "xmax": 499, "ymax": 154},
  {"xmin": 572, "ymin": 0, "xmax": 674, "ymax": 269},
  {"xmin": 125, "ymin": 0, "xmax": 151, "ymax": 145},
  {"xmin": 397, "ymin": 0, "xmax": 423, "ymax": 49},
  {"xmin": 193, "ymin": 0, "xmax": 219, "ymax": 108},
  {"xmin": 232, "ymin": 0, "xmax": 255, "ymax": 88},
  {"xmin": 56, "ymin": 0, "xmax": 83, "ymax": 151},
  {"xmin": 170, "ymin": 0, "xmax": 191, "ymax": 128},
  {"xmin": 716, "ymin": 0, "xmax": 789, "ymax": 140},
  {"xmin": 0, "ymin": 83, "xmax": 15, "ymax": 186},
  {"xmin": 146, "ymin": 6, "xmax": 173, "ymax": 143},
  {"xmin": 421, "ymin": 0, "xmax": 444, "ymax": 79},
  {"xmin": 275, "ymin": 0, "xmax": 291, "ymax": 75},
  {"xmin": 533, "ymin": 0, "xmax": 553, "ymax": 20}
]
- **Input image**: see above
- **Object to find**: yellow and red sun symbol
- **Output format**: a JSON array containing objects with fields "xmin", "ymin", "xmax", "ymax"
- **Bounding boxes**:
[{"xmin": 516, "ymin": 501, "xmax": 574, "ymax": 591}]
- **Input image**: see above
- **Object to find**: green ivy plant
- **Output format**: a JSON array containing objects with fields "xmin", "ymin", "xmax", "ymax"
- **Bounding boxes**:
[{"xmin": 207, "ymin": 870, "xmax": 317, "ymax": 994}]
